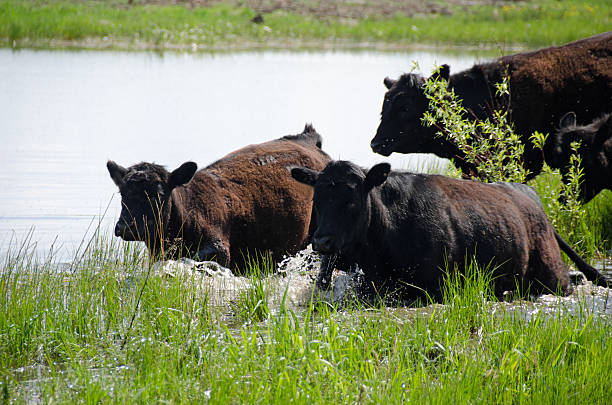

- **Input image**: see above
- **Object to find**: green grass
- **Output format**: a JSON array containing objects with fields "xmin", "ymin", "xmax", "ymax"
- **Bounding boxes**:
[
  {"xmin": 1, "ymin": 0, "xmax": 610, "ymax": 50},
  {"xmin": 1, "ymin": 232, "xmax": 610, "ymax": 403}
]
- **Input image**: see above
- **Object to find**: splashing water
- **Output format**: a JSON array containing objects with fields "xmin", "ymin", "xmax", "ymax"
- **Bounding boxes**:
[
  {"xmin": 152, "ymin": 247, "xmax": 611, "ymax": 320},
  {"xmin": 152, "ymin": 246, "xmax": 362, "ymax": 312}
]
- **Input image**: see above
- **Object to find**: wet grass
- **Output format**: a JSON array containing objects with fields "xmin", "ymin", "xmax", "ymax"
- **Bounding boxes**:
[
  {"xmin": 1, "ymin": 0, "xmax": 610, "ymax": 50},
  {"xmin": 1, "ymin": 231, "xmax": 611, "ymax": 403}
]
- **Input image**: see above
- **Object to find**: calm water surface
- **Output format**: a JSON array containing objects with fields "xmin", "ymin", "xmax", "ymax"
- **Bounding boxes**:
[{"xmin": 1, "ymin": 48, "xmax": 493, "ymax": 258}]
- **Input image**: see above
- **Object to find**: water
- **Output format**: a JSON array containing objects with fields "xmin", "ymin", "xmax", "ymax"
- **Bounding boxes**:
[
  {"xmin": 150, "ymin": 249, "xmax": 612, "ymax": 318},
  {"xmin": 0, "ymin": 47, "xmax": 493, "ymax": 258}
]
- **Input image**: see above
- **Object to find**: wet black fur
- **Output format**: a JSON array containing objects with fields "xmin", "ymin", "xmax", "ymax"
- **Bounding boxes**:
[{"xmin": 293, "ymin": 160, "xmax": 609, "ymax": 300}]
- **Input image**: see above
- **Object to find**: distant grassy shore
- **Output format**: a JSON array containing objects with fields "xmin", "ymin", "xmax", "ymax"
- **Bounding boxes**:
[{"xmin": 1, "ymin": 0, "xmax": 610, "ymax": 51}]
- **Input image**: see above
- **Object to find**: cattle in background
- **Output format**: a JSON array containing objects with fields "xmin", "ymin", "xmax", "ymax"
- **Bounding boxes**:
[
  {"xmin": 292, "ymin": 161, "xmax": 609, "ymax": 299},
  {"xmin": 107, "ymin": 124, "xmax": 331, "ymax": 273},
  {"xmin": 547, "ymin": 112, "xmax": 612, "ymax": 203},
  {"xmin": 371, "ymin": 32, "xmax": 612, "ymax": 180}
]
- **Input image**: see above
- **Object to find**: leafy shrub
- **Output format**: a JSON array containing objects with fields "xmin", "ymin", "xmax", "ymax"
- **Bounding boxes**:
[{"xmin": 421, "ymin": 66, "xmax": 607, "ymax": 258}]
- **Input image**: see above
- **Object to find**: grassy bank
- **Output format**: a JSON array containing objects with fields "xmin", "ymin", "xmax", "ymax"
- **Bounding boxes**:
[
  {"xmin": 1, "ymin": 0, "xmax": 610, "ymax": 51},
  {"xmin": 1, "ymin": 235, "xmax": 610, "ymax": 403}
]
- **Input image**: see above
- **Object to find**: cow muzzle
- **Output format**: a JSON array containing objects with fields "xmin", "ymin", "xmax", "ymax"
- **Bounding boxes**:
[
  {"xmin": 114, "ymin": 221, "xmax": 140, "ymax": 241},
  {"xmin": 114, "ymin": 222, "xmax": 126, "ymax": 237},
  {"xmin": 312, "ymin": 235, "xmax": 335, "ymax": 254},
  {"xmin": 370, "ymin": 137, "xmax": 394, "ymax": 156}
]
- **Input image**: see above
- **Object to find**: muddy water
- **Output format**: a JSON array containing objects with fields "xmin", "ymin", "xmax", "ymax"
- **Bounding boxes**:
[{"xmin": 1, "ymin": 47, "xmax": 496, "ymax": 259}]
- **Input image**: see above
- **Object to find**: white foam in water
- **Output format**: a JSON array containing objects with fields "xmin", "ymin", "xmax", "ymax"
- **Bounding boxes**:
[
  {"xmin": 526, "ymin": 282, "xmax": 612, "ymax": 319},
  {"xmin": 151, "ymin": 247, "xmax": 611, "ymax": 319},
  {"xmin": 152, "ymin": 246, "xmax": 362, "ymax": 311}
]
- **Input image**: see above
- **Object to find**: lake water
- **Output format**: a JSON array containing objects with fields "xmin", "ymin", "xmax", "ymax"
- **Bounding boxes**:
[{"xmin": 1, "ymin": 47, "xmax": 496, "ymax": 259}]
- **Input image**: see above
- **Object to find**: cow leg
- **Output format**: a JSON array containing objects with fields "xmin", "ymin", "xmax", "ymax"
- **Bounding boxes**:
[
  {"xmin": 316, "ymin": 254, "xmax": 360, "ymax": 290},
  {"xmin": 317, "ymin": 254, "xmax": 337, "ymax": 290},
  {"xmin": 527, "ymin": 245, "xmax": 571, "ymax": 296}
]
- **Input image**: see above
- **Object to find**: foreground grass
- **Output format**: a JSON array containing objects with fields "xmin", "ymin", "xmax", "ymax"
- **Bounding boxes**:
[
  {"xmin": 1, "ymin": 235, "xmax": 610, "ymax": 403},
  {"xmin": 1, "ymin": 0, "xmax": 610, "ymax": 50}
]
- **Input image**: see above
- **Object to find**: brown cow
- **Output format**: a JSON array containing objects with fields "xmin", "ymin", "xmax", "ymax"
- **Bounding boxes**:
[
  {"xmin": 107, "ymin": 124, "xmax": 331, "ymax": 272},
  {"xmin": 372, "ymin": 32, "xmax": 612, "ymax": 180}
]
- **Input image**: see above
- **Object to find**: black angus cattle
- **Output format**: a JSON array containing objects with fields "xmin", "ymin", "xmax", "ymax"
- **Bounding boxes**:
[
  {"xmin": 371, "ymin": 32, "xmax": 612, "ymax": 180},
  {"xmin": 547, "ymin": 112, "xmax": 612, "ymax": 203},
  {"xmin": 107, "ymin": 125, "xmax": 331, "ymax": 272},
  {"xmin": 292, "ymin": 161, "xmax": 609, "ymax": 299}
]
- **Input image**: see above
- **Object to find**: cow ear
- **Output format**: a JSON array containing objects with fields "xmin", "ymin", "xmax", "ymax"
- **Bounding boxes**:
[
  {"xmin": 291, "ymin": 167, "xmax": 319, "ymax": 186},
  {"xmin": 383, "ymin": 77, "xmax": 396, "ymax": 89},
  {"xmin": 169, "ymin": 161, "xmax": 197, "ymax": 189},
  {"xmin": 302, "ymin": 123, "xmax": 317, "ymax": 134},
  {"xmin": 107, "ymin": 160, "xmax": 128, "ymax": 187},
  {"xmin": 364, "ymin": 163, "xmax": 391, "ymax": 191},
  {"xmin": 431, "ymin": 64, "xmax": 450, "ymax": 82},
  {"xmin": 559, "ymin": 112, "xmax": 576, "ymax": 129}
]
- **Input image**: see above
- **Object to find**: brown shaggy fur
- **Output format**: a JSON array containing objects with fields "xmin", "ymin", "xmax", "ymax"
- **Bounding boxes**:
[
  {"xmin": 108, "ymin": 125, "xmax": 330, "ymax": 272},
  {"xmin": 505, "ymin": 32, "xmax": 612, "ymax": 173}
]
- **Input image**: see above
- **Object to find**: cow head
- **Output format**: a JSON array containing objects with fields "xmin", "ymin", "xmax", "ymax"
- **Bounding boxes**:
[
  {"xmin": 371, "ymin": 65, "xmax": 450, "ymax": 156},
  {"xmin": 107, "ymin": 160, "xmax": 197, "ymax": 244},
  {"xmin": 547, "ymin": 112, "xmax": 579, "ymax": 170},
  {"xmin": 549, "ymin": 112, "xmax": 612, "ymax": 202},
  {"xmin": 292, "ymin": 161, "xmax": 390, "ymax": 257}
]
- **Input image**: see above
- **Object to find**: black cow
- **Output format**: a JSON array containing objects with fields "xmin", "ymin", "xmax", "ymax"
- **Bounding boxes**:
[
  {"xmin": 107, "ymin": 125, "xmax": 330, "ymax": 272},
  {"xmin": 292, "ymin": 161, "xmax": 608, "ymax": 299},
  {"xmin": 372, "ymin": 32, "xmax": 612, "ymax": 180},
  {"xmin": 547, "ymin": 112, "xmax": 612, "ymax": 203}
]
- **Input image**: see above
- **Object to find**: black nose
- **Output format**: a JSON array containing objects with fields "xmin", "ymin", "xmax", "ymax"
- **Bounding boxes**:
[
  {"xmin": 370, "ymin": 139, "xmax": 391, "ymax": 156},
  {"xmin": 370, "ymin": 139, "xmax": 381, "ymax": 151},
  {"xmin": 313, "ymin": 235, "xmax": 334, "ymax": 254},
  {"xmin": 114, "ymin": 222, "xmax": 127, "ymax": 237}
]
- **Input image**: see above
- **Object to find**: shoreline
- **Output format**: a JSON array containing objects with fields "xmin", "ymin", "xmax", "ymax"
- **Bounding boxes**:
[
  {"xmin": 2, "ymin": 37, "xmax": 532, "ymax": 54},
  {"xmin": 3, "ymin": 1, "xmax": 610, "ymax": 53}
]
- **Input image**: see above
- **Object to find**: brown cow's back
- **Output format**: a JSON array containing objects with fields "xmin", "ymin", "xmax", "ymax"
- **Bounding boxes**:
[
  {"xmin": 504, "ymin": 32, "xmax": 611, "ymax": 129},
  {"xmin": 182, "ymin": 134, "xmax": 330, "ymax": 270}
]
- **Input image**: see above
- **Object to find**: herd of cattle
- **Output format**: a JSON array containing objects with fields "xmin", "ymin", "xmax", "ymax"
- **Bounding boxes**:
[{"xmin": 108, "ymin": 32, "xmax": 611, "ymax": 300}]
